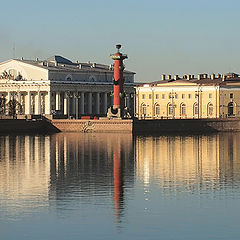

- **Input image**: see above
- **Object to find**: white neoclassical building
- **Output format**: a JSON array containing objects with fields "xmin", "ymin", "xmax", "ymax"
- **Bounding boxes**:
[{"xmin": 0, "ymin": 55, "xmax": 135, "ymax": 118}]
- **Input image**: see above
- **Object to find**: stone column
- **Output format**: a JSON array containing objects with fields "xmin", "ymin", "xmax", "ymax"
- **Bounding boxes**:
[
  {"xmin": 88, "ymin": 92, "xmax": 92, "ymax": 115},
  {"xmin": 56, "ymin": 92, "xmax": 61, "ymax": 111},
  {"xmin": 37, "ymin": 91, "xmax": 41, "ymax": 114},
  {"xmin": 45, "ymin": 91, "xmax": 52, "ymax": 115},
  {"xmin": 72, "ymin": 94, "xmax": 76, "ymax": 116},
  {"xmin": 95, "ymin": 92, "xmax": 100, "ymax": 115},
  {"xmin": 26, "ymin": 91, "xmax": 31, "ymax": 115},
  {"xmin": 6, "ymin": 92, "xmax": 11, "ymax": 115},
  {"xmin": 80, "ymin": 92, "xmax": 84, "ymax": 115},
  {"xmin": 104, "ymin": 92, "xmax": 108, "ymax": 114},
  {"xmin": 17, "ymin": 92, "xmax": 21, "ymax": 114},
  {"xmin": 64, "ymin": 92, "xmax": 68, "ymax": 115},
  {"xmin": 7, "ymin": 92, "xmax": 11, "ymax": 102},
  {"xmin": 76, "ymin": 97, "xmax": 79, "ymax": 119}
]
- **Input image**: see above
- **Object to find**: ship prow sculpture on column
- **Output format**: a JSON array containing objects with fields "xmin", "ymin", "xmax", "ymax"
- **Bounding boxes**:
[{"xmin": 107, "ymin": 44, "xmax": 129, "ymax": 119}]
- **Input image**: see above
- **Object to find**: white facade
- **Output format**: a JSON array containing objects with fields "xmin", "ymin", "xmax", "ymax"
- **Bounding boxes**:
[{"xmin": 0, "ymin": 56, "xmax": 135, "ymax": 118}]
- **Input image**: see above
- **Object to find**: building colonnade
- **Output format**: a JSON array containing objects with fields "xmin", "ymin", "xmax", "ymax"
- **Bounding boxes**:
[{"xmin": 0, "ymin": 90, "xmax": 133, "ymax": 117}]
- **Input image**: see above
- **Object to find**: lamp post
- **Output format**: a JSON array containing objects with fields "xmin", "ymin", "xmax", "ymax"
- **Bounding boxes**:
[
  {"xmin": 169, "ymin": 90, "xmax": 176, "ymax": 119},
  {"xmin": 130, "ymin": 92, "xmax": 135, "ymax": 118},
  {"xmin": 75, "ymin": 92, "xmax": 81, "ymax": 119},
  {"xmin": 17, "ymin": 85, "xmax": 21, "ymax": 115},
  {"xmin": 12, "ymin": 91, "xmax": 17, "ymax": 118},
  {"xmin": 66, "ymin": 91, "xmax": 73, "ymax": 119},
  {"xmin": 195, "ymin": 87, "xmax": 202, "ymax": 119}
]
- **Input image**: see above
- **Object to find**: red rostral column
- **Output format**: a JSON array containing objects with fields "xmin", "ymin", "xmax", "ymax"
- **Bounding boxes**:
[{"xmin": 110, "ymin": 44, "xmax": 128, "ymax": 110}]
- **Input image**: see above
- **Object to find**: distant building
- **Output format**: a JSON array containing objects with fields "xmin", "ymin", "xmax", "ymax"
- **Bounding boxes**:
[
  {"xmin": 0, "ymin": 55, "xmax": 135, "ymax": 118},
  {"xmin": 135, "ymin": 73, "xmax": 240, "ymax": 119}
]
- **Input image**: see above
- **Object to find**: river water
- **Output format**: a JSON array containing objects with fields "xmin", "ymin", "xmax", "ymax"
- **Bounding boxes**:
[{"xmin": 0, "ymin": 133, "xmax": 240, "ymax": 239}]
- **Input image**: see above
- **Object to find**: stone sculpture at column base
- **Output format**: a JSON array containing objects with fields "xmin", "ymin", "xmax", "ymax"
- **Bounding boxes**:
[{"xmin": 106, "ymin": 106, "xmax": 122, "ymax": 119}]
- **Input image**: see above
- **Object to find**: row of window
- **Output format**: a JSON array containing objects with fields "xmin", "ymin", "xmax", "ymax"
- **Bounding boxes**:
[
  {"xmin": 141, "ymin": 103, "xmax": 214, "ymax": 116},
  {"xmin": 141, "ymin": 93, "xmax": 234, "ymax": 100}
]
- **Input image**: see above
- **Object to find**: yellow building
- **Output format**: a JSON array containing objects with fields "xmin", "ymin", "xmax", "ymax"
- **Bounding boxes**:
[{"xmin": 135, "ymin": 73, "xmax": 240, "ymax": 119}]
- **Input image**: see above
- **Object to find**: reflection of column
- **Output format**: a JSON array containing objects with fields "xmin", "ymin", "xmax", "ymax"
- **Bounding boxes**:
[
  {"xmin": 113, "ymin": 142, "xmax": 123, "ymax": 220},
  {"xmin": 63, "ymin": 135, "xmax": 67, "ymax": 174},
  {"xmin": 80, "ymin": 92, "xmax": 84, "ymax": 115},
  {"xmin": 44, "ymin": 136, "xmax": 51, "ymax": 182},
  {"xmin": 55, "ymin": 136, "xmax": 59, "ymax": 174},
  {"xmin": 96, "ymin": 92, "xmax": 100, "ymax": 115},
  {"xmin": 35, "ymin": 136, "xmax": 40, "ymax": 171},
  {"xmin": 24, "ymin": 136, "xmax": 30, "ymax": 178},
  {"xmin": 88, "ymin": 92, "xmax": 92, "ymax": 114},
  {"xmin": 5, "ymin": 136, "xmax": 9, "ymax": 174},
  {"xmin": 16, "ymin": 136, "xmax": 19, "ymax": 162},
  {"xmin": 104, "ymin": 92, "xmax": 108, "ymax": 114}
]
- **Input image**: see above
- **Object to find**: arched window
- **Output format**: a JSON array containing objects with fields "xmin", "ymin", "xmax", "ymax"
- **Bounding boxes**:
[
  {"xmin": 168, "ymin": 103, "xmax": 173, "ymax": 116},
  {"xmin": 228, "ymin": 102, "xmax": 234, "ymax": 116},
  {"xmin": 65, "ymin": 74, "xmax": 72, "ymax": 81},
  {"xmin": 208, "ymin": 103, "xmax": 213, "ymax": 116},
  {"xmin": 141, "ymin": 103, "xmax": 147, "ymax": 116},
  {"xmin": 193, "ymin": 103, "xmax": 198, "ymax": 115},
  {"xmin": 181, "ymin": 103, "xmax": 186, "ymax": 115},
  {"xmin": 155, "ymin": 104, "xmax": 160, "ymax": 115},
  {"xmin": 89, "ymin": 75, "xmax": 97, "ymax": 82}
]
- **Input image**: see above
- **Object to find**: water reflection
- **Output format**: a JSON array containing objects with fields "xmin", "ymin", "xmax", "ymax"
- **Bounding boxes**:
[
  {"xmin": 136, "ymin": 134, "xmax": 240, "ymax": 194},
  {"xmin": 0, "ymin": 133, "xmax": 240, "ymax": 222},
  {"xmin": 49, "ymin": 133, "xmax": 134, "ymax": 221},
  {"xmin": 0, "ymin": 135, "xmax": 51, "ymax": 219}
]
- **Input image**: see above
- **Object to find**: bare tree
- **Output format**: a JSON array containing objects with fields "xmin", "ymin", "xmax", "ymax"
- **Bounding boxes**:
[
  {"xmin": 0, "ymin": 97, "xmax": 6, "ymax": 115},
  {"xmin": 7, "ymin": 99, "xmax": 22, "ymax": 117}
]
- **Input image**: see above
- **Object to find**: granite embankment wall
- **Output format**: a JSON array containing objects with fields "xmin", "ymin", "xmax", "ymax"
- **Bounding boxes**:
[
  {"xmin": 133, "ymin": 118, "xmax": 240, "ymax": 133},
  {"xmin": 1, "ymin": 118, "xmax": 240, "ymax": 134},
  {"xmin": 51, "ymin": 119, "xmax": 133, "ymax": 132},
  {"xmin": 0, "ymin": 119, "xmax": 59, "ymax": 134}
]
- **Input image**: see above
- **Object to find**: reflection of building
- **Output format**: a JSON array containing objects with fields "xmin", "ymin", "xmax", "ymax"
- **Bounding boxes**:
[
  {"xmin": 135, "ymin": 73, "xmax": 240, "ymax": 119},
  {"xmin": 0, "ymin": 135, "xmax": 51, "ymax": 216},
  {"xmin": 0, "ymin": 55, "xmax": 135, "ymax": 118},
  {"xmin": 2, "ymin": 133, "xmax": 240, "ymax": 219},
  {"xmin": 0, "ymin": 133, "xmax": 134, "ymax": 219},
  {"xmin": 135, "ymin": 133, "xmax": 240, "ymax": 192},
  {"xmin": 49, "ymin": 133, "xmax": 134, "ymax": 219}
]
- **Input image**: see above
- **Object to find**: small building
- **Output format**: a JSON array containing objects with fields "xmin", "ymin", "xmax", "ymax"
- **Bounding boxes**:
[
  {"xmin": 135, "ymin": 73, "xmax": 240, "ymax": 119},
  {"xmin": 0, "ymin": 55, "xmax": 135, "ymax": 118}
]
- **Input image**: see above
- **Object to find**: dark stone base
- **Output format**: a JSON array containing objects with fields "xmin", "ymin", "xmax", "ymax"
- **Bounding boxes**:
[
  {"xmin": 107, "ymin": 107, "xmax": 122, "ymax": 119},
  {"xmin": 0, "ymin": 119, "xmax": 59, "ymax": 134},
  {"xmin": 133, "ymin": 118, "xmax": 240, "ymax": 134}
]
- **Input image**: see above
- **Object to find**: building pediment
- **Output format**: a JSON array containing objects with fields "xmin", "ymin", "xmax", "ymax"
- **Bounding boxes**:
[{"xmin": 0, "ymin": 59, "xmax": 48, "ymax": 81}]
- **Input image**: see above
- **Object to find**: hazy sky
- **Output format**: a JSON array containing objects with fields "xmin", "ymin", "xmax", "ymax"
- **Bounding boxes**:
[{"xmin": 1, "ymin": 0, "xmax": 240, "ymax": 82}]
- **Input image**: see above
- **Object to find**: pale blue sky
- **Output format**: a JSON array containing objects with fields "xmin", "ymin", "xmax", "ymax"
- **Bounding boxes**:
[{"xmin": 0, "ymin": 0, "xmax": 240, "ymax": 82}]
